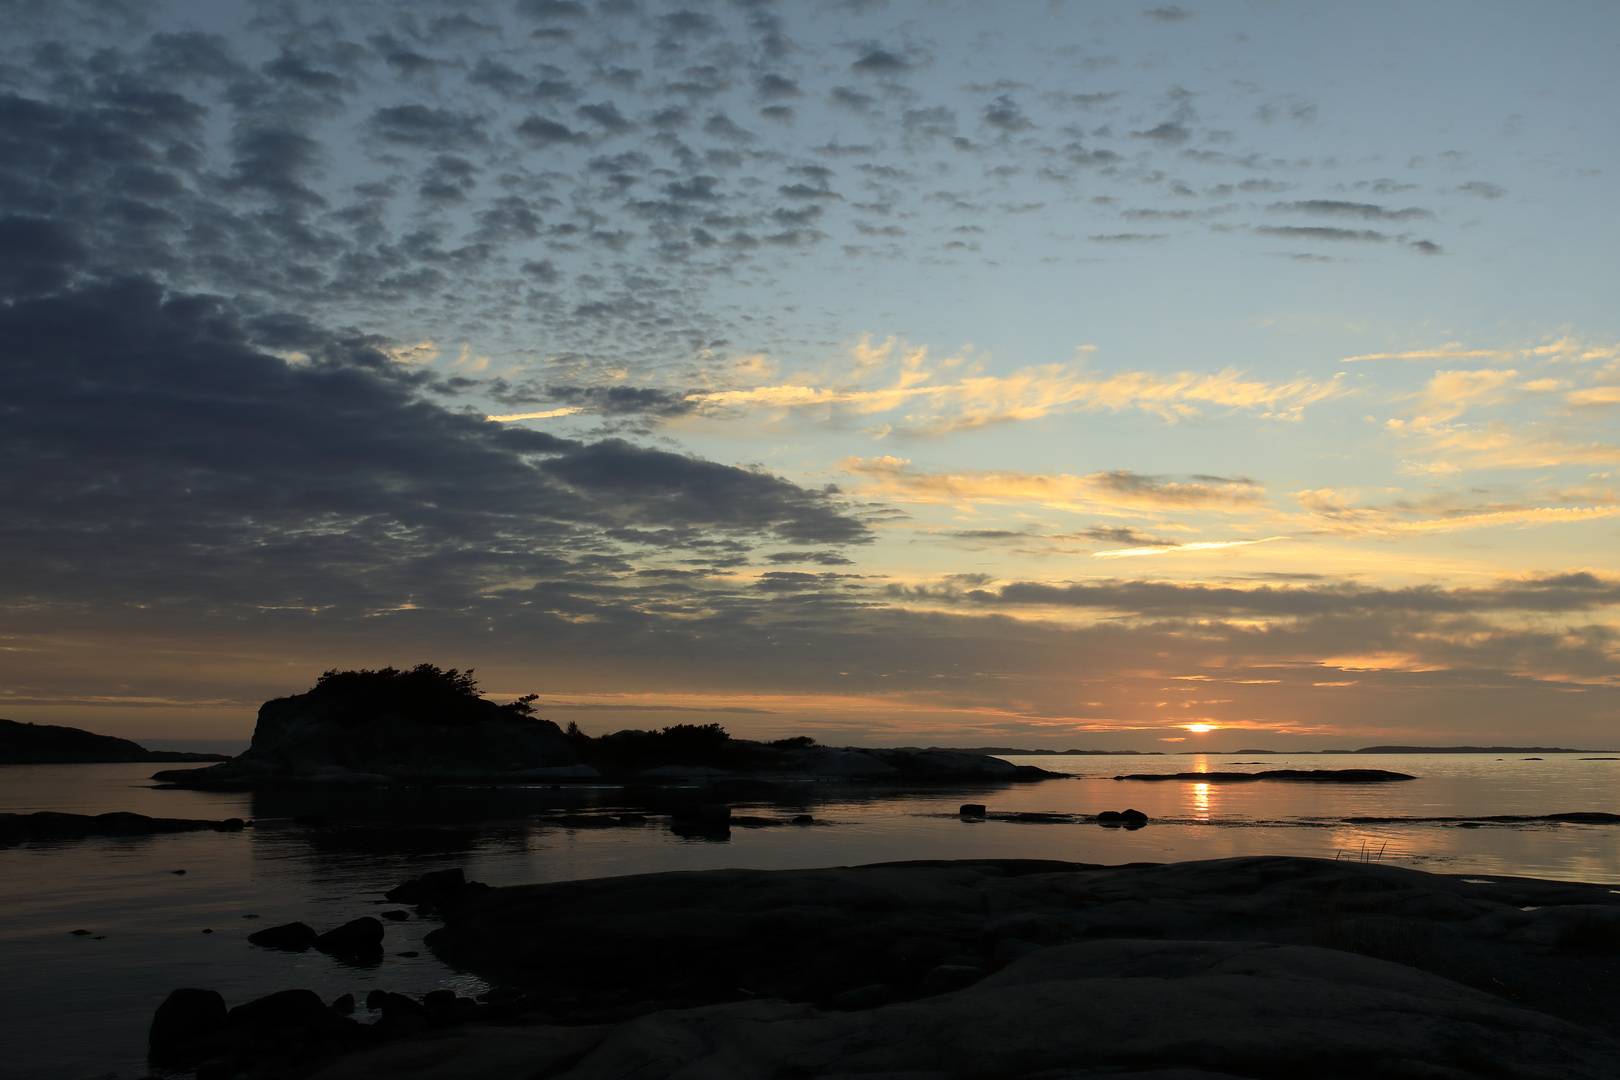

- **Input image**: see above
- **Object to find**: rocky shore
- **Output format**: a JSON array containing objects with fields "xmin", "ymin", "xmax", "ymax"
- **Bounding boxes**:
[{"xmin": 147, "ymin": 855, "xmax": 1620, "ymax": 1079}]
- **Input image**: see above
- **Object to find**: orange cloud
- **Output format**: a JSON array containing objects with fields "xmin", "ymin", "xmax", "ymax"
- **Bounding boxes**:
[{"xmin": 684, "ymin": 336, "xmax": 1343, "ymax": 437}]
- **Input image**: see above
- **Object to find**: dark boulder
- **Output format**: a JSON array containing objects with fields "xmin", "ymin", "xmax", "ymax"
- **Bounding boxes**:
[
  {"xmin": 959, "ymin": 804, "xmax": 987, "ymax": 819},
  {"xmin": 315, "ymin": 917, "xmax": 384, "ymax": 959},
  {"xmin": 1096, "ymin": 809, "xmax": 1148, "ymax": 829},
  {"xmin": 148, "ymin": 988, "xmax": 227, "ymax": 1062},
  {"xmin": 227, "ymin": 988, "xmax": 329, "ymax": 1029},
  {"xmin": 919, "ymin": 963, "xmax": 985, "ymax": 995},
  {"xmin": 384, "ymin": 867, "xmax": 492, "ymax": 913},
  {"xmin": 247, "ymin": 921, "xmax": 317, "ymax": 951}
]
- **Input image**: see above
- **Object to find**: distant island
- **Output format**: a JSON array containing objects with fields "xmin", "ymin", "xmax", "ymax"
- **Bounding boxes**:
[
  {"xmin": 0, "ymin": 718, "xmax": 231, "ymax": 765},
  {"xmin": 888, "ymin": 746, "xmax": 1164, "ymax": 756},
  {"xmin": 1187, "ymin": 745, "xmax": 1612, "ymax": 755}
]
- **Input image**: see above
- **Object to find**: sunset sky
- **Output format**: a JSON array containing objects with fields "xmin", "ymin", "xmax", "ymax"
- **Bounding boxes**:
[{"xmin": 4, "ymin": 0, "xmax": 1619, "ymax": 750}]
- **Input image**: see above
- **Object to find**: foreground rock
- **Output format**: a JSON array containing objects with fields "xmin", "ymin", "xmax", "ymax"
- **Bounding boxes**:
[
  {"xmin": 307, "ymin": 942, "xmax": 1620, "ymax": 1079},
  {"xmin": 0, "ymin": 717, "xmax": 229, "ymax": 765},
  {"xmin": 0, "ymin": 810, "xmax": 245, "ymax": 844},
  {"xmin": 154, "ymin": 855, "xmax": 1620, "ymax": 1079},
  {"xmin": 424, "ymin": 856, "xmax": 1620, "ymax": 1044}
]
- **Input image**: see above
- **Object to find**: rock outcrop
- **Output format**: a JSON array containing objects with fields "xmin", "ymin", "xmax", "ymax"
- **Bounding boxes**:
[
  {"xmin": 153, "ymin": 670, "xmax": 1055, "ymax": 786},
  {"xmin": 154, "ymin": 665, "xmax": 580, "ymax": 787}
]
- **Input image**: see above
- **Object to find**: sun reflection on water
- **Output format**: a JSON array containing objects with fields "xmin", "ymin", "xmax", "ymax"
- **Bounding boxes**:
[{"xmin": 1193, "ymin": 782, "xmax": 1212, "ymax": 822}]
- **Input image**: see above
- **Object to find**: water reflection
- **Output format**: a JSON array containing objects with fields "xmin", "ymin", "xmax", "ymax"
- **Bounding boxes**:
[{"xmin": 1192, "ymin": 782, "xmax": 1212, "ymax": 823}]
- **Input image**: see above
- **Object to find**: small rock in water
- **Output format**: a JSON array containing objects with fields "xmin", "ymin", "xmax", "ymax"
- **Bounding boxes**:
[
  {"xmin": 396, "ymin": 950, "xmax": 420, "ymax": 958},
  {"xmin": 791, "ymin": 814, "xmax": 815, "ymax": 825},
  {"xmin": 240, "ymin": 913, "xmax": 259, "ymax": 919},
  {"xmin": 958, "ymin": 804, "xmax": 986, "ymax": 819},
  {"xmin": 247, "ymin": 921, "xmax": 318, "ymax": 952},
  {"xmin": 1096, "ymin": 809, "xmax": 1148, "ymax": 829},
  {"xmin": 200, "ymin": 929, "xmax": 212, "ymax": 934},
  {"xmin": 70, "ymin": 929, "xmax": 92, "ymax": 936},
  {"xmin": 330, "ymin": 993, "xmax": 355, "ymax": 1015},
  {"xmin": 379, "ymin": 909, "xmax": 410, "ymax": 921},
  {"xmin": 314, "ymin": 917, "xmax": 384, "ymax": 960},
  {"xmin": 171, "ymin": 869, "xmax": 186, "ymax": 875}
]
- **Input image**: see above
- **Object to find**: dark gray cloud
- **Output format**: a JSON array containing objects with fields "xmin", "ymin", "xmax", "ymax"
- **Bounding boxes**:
[
  {"xmin": 851, "ymin": 48, "xmax": 912, "ymax": 75},
  {"xmin": 1255, "ymin": 225, "xmax": 1387, "ymax": 242},
  {"xmin": 1072, "ymin": 526, "xmax": 1178, "ymax": 547},
  {"xmin": 982, "ymin": 95, "xmax": 1034, "ymax": 132},
  {"xmin": 1143, "ymin": 6, "xmax": 1194, "ymax": 21},
  {"xmin": 965, "ymin": 573, "xmax": 1620, "ymax": 617},
  {"xmin": 0, "ymin": 277, "xmax": 868, "ymax": 620},
  {"xmin": 1133, "ymin": 121, "xmax": 1190, "ymax": 143},
  {"xmin": 1268, "ymin": 200, "xmax": 1432, "ymax": 221}
]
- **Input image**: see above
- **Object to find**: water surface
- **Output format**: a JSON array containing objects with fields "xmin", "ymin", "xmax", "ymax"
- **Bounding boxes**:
[{"xmin": 3, "ymin": 753, "xmax": 1618, "ymax": 1080}]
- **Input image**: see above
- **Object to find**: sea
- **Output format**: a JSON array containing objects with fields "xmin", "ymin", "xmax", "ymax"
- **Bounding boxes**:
[{"xmin": 3, "ymin": 752, "xmax": 1618, "ymax": 1080}]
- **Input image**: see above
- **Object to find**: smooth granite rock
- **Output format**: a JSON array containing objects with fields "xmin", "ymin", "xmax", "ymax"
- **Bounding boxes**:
[{"xmin": 304, "ymin": 940, "xmax": 1620, "ymax": 1079}]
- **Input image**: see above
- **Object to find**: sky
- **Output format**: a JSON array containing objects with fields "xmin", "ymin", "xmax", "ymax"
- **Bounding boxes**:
[{"xmin": 3, "ymin": 0, "xmax": 1619, "ymax": 751}]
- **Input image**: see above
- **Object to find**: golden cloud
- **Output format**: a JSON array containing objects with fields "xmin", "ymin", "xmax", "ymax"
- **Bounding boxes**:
[{"xmin": 684, "ymin": 337, "xmax": 1343, "ymax": 437}]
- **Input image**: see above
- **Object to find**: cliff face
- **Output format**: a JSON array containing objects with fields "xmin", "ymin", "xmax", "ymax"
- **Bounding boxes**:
[{"xmin": 0, "ymin": 718, "xmax": 229, "ymax": 764}]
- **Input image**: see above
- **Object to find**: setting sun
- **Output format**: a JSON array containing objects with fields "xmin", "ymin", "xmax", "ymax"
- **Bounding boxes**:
[{"xmin": 1184, "ymin": 724, "xmax": 1217, "ymax": 733}]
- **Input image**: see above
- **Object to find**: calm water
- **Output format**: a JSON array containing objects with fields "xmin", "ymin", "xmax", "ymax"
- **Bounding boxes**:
[{"xmin": 3, "ymin": 753, "xmax": 1619, "ymax": 1080}]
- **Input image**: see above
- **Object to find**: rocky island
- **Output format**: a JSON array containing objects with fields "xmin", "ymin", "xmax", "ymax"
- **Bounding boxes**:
[
  {"xmin": 154, "ymin": 665, "xmax": 1058, "ymax": 788},
  {"xmin": 149, "ymin": 855, "xmax": 1620, "ymax": 1079}
]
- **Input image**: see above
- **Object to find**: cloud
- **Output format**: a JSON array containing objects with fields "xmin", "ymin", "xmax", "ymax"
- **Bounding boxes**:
[
  {"xmin": 966, "ymin": 572, "xmax": 1620, "ymax": 616},
  {"xmin": 683, "ymin": 337, "xmax": 1343, "ymax": 435},
  {"xmin": 1073, "ymin": 526, "xmax": 1180, "ymax": 547},
  {"xmin": 1092, "ymin": 537, "xmax": 1288, "ymax": 558},
  {"xmin": 1292, "ymin": 488, "xmax": 1620, "ymax": 535},
  {"xmin": 840, "ymin": 457, "xmax": 1266, "ymax": 515},
  {"xmin": 1144, "ymin": 6, "xmax": 1195, "ymax": 21},
  {"xmin": 1340, "ymin": 349, "xmax": 1513, "ymax": 363},
  {"xmin": 1267, "ymin": 200, "xmax": 1433, "ymax": 221},
  {"xmin": 1255, "ymin": 226, "xmax": 1387, "ymax": 242},
  {"xmin": 851, "ymin": 48, "xmax": 913, "ymax": 75},
  {"xmin": 0, "ymin": 278, "xmax": 871, "ymax": 624}
]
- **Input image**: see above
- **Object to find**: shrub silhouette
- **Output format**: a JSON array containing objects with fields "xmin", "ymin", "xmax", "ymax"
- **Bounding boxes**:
[{"xmin": 301, "ymin": 664, "xmax": 540, "ymax": 728}]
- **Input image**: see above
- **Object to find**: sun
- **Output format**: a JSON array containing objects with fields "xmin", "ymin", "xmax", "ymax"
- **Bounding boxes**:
[{"xmin": 1184, "ymin": 724, "xmax": 1216, "ymax": 733}]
